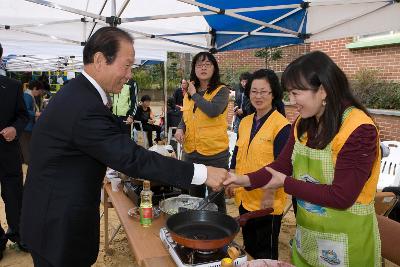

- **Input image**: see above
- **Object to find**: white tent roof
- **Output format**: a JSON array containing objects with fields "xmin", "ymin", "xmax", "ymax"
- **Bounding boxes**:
[{"xmin": 1, "ymin": 0, "xmax": 399, "ymax": 71}]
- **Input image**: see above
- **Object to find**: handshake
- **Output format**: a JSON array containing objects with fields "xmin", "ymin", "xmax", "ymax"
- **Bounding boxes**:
[
  {"xmin": 204, "ymin": 166, "xmax": 286, "ymax": 192},
  {"xmin": 203, "ymin": 166, "xmax": 250, "ymax": 192}
]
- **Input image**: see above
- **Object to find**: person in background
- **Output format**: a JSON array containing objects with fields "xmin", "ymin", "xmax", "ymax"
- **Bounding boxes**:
[
  {"xmin": 173, "ymin": 79, "xmax": 189, "ymax": 109},
  {"xmin": 0, "ymin": 42, "xmax": 29, "ymax": 261},
  {"xmin": 167, "ymin": 96, "xmax": 182, "ymax": 129},
  {"xmin": 233, "ymin": 72, "xmax": 252, "ymax": 133},
  {"xmin": 228, "ymin": 69, "xmax": 290, "ymax": 259},
  {"xmin": 20, "ymin": 27, "xmax": 227, "ymax": 267},
  {"xmin": 37, "ymin": 73, "xmax": 52, "ymax": 110},
  {"xmin": 225, "ymin": 51, "xmax": 382, "ymax": 266},
  {"xmin": 20, "ymin": 80, "xmax": 43, "ymax": 165},
  {"xmin": 111, "ymin": 78, "xmax": 139, "ymax": 137},
  {"xmin": 174, "ymin": 52, "xmax": 230, "ymax": 213},
  {"xmin": 134, "ymin": 95, "xmax": 162, "ymax": 146}
]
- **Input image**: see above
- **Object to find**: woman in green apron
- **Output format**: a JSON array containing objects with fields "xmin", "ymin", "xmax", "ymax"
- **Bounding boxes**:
[{"xmin": 224, "ymin": 51, "xmax": 381, "ymax": 267}]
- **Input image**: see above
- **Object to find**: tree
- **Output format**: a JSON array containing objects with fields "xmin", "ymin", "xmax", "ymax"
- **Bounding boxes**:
[{"xmin": 254, "ymin": 47, "xmax": 283, "ymax": 68}]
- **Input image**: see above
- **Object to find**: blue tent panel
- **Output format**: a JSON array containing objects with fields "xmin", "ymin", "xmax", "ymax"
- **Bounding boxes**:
[{"xmin": 198, "ymin": 0, "xmax": 307, "ymax": 51}]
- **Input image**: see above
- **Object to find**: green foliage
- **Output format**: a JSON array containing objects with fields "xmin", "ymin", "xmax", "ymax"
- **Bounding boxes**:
[
  {"xmin": 220, "ymin": 58, "xmax": 251, "ymax": 88},
  {"xmin": 254, "ymin": 47, "xmax": 283, "ymax": 68},
  {"xmin": 132, "ymin": 52, "xmax": 188, "ymax": 91},
  {"xmin": 352, "ymin": 68, "xmax": 400, "ymax": 110}
]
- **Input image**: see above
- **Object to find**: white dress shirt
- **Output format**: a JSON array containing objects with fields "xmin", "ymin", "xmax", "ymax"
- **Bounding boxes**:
[{"xmin": 81, "ymin": 70, "xmax": 207, "ymax": 185}]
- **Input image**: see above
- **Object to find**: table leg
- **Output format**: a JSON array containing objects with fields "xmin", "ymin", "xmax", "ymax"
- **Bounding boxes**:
[{"xmin": 104, "ymin": 187, "xmax": 110, "ymax": 254}]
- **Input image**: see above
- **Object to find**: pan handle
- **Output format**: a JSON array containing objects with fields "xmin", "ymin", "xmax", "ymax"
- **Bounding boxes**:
[{"xmin": 236, "ymin": 208, "xmax": 274, "ymax": 227}]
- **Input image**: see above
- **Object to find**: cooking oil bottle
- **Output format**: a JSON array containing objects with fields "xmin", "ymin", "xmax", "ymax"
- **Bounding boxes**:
[{"xmin": 139, "ymin": 180, "xmax": 153, "ymax": 227}]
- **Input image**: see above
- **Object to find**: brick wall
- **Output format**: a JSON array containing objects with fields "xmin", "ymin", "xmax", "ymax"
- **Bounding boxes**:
[
  {"xmin": 215, "ymin": 44, "xmax": 310, "ymax": 74},
  {"xmin": 216, "ymin": 38, "xmax": 400, "ymax": 82},
  {"xmin": 310, "ymin": 38, "xmax": 400, "ymax": 81}
]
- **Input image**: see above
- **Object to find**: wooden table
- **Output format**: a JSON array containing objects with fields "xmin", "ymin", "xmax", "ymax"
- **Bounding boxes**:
[{"xmin": 103, "ymin": 183, "xmax": 176, "ymax": 267}]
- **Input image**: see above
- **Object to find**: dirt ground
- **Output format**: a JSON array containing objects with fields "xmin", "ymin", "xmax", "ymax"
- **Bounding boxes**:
[{"xmin": 0, "ymin": 193, "xmax": 296, "ymax": 267}]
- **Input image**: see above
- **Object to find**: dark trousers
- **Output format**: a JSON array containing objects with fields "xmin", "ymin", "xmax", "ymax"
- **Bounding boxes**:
[
  {"xmin": 0, "ymin": 227, "xmax": 6, "ymax": 251},
  {"xmin": 116, "ymin": 116, "xmax": 132, "ymax": 136},
  {"xmin": 239, "ymin": 205, "xmax": 282, "ymax": 259},
  {"xmin": 19, "ymin": 131, "xmax": 32, "ymax": 165},
  {"xmin": 31, "ymin": 251, "xmax": 54, "ymax": 267},
  {"xmin": 183, "ymin": 153, "xmax": 228, "ymax": 213},
  {"xmin": 142, "ymin": 124, "xmax": 162, "ymax": 146},
  {"xmin": 0, "ymin": 165, "xmax": 23, "ymax": 245}
]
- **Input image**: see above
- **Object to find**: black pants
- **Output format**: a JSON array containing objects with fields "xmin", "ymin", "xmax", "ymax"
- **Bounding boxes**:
[
  {"xmin": 31, "ymin": 251, "xmax": 54, "ymax": 267},
  {"xmin": 142, "ymin": 124, "xmax": 162, "ymax": 147},
  {"xmin": 19, "ymin": 131, "xmax": 32, "ymax": 165},
  {"xmin": 0, "ymin": 165, "xmax": 23, "ymax": 245},
  {"xmin": 239, "ymin": 205, "xmax": 282, "ymax": 259},
  {"xmin": 183, "ymin": 153, "xmax": 228, "ymax": 214}
]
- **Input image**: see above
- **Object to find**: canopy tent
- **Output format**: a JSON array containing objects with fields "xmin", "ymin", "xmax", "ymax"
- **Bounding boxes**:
[
  {"xmin": 1, "ymin": 40, "xmax": 167, "ymax": 71},
  {"xmin": 1, "ymin": 0, "xmax": 399, "ymax": 56}
]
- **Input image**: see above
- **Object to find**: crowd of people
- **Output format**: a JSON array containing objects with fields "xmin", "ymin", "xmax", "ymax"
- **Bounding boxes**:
[{"xmin": 0, "ymin": 25, "xmax": 388, "ymax": 267}]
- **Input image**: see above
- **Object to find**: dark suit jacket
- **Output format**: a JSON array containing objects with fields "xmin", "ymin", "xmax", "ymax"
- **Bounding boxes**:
[
  {"xmin": 21, "ymin": 74, "xmax": 194, "ymax": 267},
  {"xmin": 173, "ymin": 87, "xmax": 184, "ymax": 107},
  {"xmin": 0, "ymin": 75, "xmax": 28, "ymax": 176}
]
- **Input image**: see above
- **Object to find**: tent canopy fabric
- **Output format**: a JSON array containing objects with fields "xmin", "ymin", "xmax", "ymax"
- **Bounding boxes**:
[{"xmin": 1, "ymin": 0, "xmax": 399, "ymax": 70}]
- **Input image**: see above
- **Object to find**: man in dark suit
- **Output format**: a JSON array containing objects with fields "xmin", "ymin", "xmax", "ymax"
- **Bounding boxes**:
[
  {"xmin": 0, "ymin": 43, "xmax": 29, "ymax": 260},
  {"xmin": 20, "ymin": 27, "xmax": 227, "ymax": 267}
]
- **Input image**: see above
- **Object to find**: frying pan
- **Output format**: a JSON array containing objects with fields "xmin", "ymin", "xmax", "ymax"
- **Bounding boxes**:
[{"xmin": 166, "ymin": 208, "xmax": 274, "ymax": 250}]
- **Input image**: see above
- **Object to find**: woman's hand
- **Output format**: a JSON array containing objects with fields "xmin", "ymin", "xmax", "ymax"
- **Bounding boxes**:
[
  {"xmin": 262, "ymin": 167, "xmax": 286, "ymax": 190},
  {"xmin": 174, "ymin": 129, "xmax": 185, "ymax": 144},
  {"xmin": 187, "ymin": 81, "xmax": 197, "ymax": 96},
  {"xmin": 223, "ymin": 172, "xmax": 251, "ymax": 187}
]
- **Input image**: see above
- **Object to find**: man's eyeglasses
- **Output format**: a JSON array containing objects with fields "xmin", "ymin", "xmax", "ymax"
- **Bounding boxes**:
[
  {"xmin": 195, "ymin": 62, "xmax": 213, "ymax": 69},
  {"xmin": 250, "ymin": 90, "xmax": 272, "ymax": 97}
]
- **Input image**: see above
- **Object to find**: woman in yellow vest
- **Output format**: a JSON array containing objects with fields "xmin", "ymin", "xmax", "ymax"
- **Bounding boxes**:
[
  {"xmin": 175, "ymin": 52, "xmax": 230, "ymax": 213},
  {"xmin": 229, "ymin": 69, "xmax": 290, "ymax": 259},
  {"xmin": 225, "ymin": 51, "xmax": 381, "ymax": 266}
]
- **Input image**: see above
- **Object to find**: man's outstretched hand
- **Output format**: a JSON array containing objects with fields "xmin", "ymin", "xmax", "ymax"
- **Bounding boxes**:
[{"xmin": 205, "ymin": 166, "xmax": 228, "ymax": 191}]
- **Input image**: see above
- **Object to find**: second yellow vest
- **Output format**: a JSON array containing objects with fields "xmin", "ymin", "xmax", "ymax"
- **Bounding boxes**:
[
  {"xmin": 182, "ymin": 85, "xmax": 228, "ymax": 156},
  {"xmin": 234, "ymin": 111, "xmax": 290, "ymax": 214}
]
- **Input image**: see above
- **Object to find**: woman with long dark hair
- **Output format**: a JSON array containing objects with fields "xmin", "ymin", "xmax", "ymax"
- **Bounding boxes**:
[
  {"xmin": 175, "ymin": 52, "xmax": 230, "ymax": 213},
  {"xmin": 228, "ymin": 69, "xmax": 290, "ymax": 259},
  {"xmin": 225, "ymin": 51, "xmax": 381, "ymax": 266}
]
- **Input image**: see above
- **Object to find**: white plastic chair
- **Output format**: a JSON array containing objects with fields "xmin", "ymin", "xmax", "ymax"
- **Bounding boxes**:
[
  {"xmin": 377, "ymin": 141, "xmax": 400, "ymax": 190},
  {"xmin": 382, "ymin": 141, "xmax": 400, "ymax": 159},
  {"xmin": 167, "ymin": 127, "xmax": 177, "ymax": 145},
  {"xmin": 227, "ymin": 130, "xmax": 237, "ymax": 166}
]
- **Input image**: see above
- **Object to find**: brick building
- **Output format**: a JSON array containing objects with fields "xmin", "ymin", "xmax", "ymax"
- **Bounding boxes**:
[{"xmin": 218, "ymin": 37, "xmax": 400, "ymax": 141}]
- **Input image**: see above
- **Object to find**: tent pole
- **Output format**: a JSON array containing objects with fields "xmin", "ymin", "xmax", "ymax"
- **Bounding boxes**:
[
  {"xmin": 163, "ymin": 60, "xmax": 168, "ymax": 139},
  {"xmin": 111, "ymin": 0, "xmax": 116, "ymax": 16}
]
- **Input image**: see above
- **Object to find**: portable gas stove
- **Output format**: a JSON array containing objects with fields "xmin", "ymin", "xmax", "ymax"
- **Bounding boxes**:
[{"xmin": 160, "ymin": 227, "xmax": 247, "ymax": 267}]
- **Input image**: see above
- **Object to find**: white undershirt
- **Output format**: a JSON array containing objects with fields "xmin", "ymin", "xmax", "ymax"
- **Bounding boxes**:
[{"xmin": 81, "ymin": 70, "xmax": 207, "ymax": 185}]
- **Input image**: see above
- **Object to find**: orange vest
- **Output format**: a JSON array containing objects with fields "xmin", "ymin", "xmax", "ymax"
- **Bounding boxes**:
[
  {"xmin": 234, "ymin": 111, "xmax": 290, "ymax": 214},
  {"xmin": 182, "ymin": 85, "xmax": 229, "ymax": 156}
]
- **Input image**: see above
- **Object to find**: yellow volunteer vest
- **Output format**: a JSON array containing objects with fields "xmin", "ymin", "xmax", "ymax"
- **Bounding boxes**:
[
  {"xmin": 111, "ymin": 84, "xmax": 131, "ymax": 116},
  {"xmin": 234, "ymin": 111, "xmax": 290, "ymax": 214},
  {"xmin": 294, "ymin": 108, "xmax": 380, "ymax": 204},
  {"xmin": 182, "ymin": 85, "xmax": 229, "ymax": 156}
]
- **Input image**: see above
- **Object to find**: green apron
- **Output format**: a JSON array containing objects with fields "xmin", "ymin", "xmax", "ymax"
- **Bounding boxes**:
[{"xmin": 291, "ymin": 109, "xmax": 381, "ymax": 267}]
